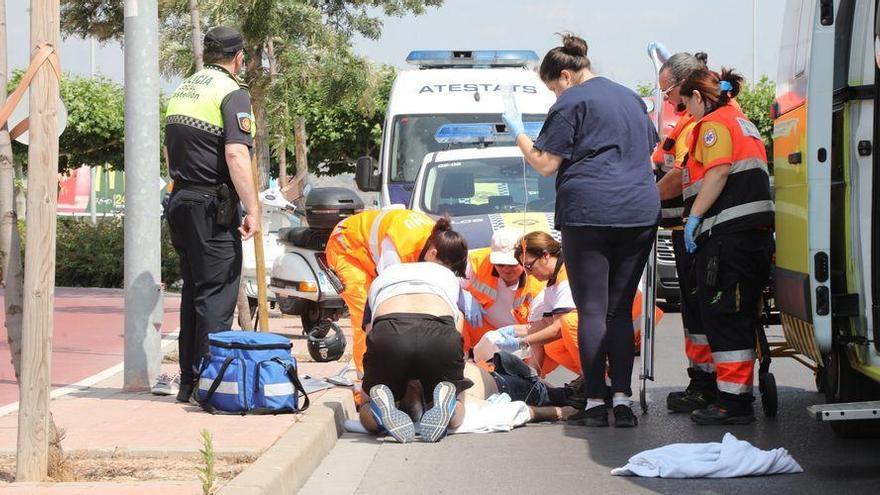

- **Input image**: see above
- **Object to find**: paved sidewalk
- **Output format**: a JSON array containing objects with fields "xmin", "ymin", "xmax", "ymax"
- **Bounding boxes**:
[{"xmin": 0, "ymin": 287, "xmax": 357, "ymax": 493}]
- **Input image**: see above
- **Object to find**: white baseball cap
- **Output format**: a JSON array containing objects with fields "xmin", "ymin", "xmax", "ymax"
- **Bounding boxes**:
[{"xmin": 489, "ymin": 228, "xmax": 521, "ymax": 266}]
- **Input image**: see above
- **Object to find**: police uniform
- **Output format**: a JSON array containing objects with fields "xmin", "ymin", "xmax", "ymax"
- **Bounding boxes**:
[
  {"xmin": 654, "ymin": 113, "xmax": 717, "ymax": 411},
  {"xmin": 684, "ymin": 103, "xmax": 773, "ymax": 422},
  {"xmin": 164, "ymin": 27, "xmax": 256, "ymax": 396}
]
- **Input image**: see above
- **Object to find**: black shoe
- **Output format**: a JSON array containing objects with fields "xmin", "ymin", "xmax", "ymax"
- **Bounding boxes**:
[
  {"xmin": 667, "ymin": 389, "xmax": 716, "ymax": 413},
  {"xmin": 567, "ymin": 405, "xmax": 609, "ymax": 427},
  {"xmin": 690, "ymin": 404, "xmax": 755, "ymax": 425},
  {"xmin": 613, "ymin": 404, "xmax": 638, "ymax": 427},
  {"xmin": 176, "ymin": 380, "xmax": 195, "ymax": 403}
]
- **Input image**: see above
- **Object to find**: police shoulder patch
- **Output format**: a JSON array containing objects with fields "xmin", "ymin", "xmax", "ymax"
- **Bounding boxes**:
[
  {"xmin": 237, "ymin": 112, "xmax": 253, "ymax": 133},
  {"xmin": 703, "ymin": 127, "xmax": 717, "ymax": 147}
]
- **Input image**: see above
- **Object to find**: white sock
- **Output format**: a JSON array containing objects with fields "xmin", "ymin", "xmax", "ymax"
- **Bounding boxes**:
[
  {"xmin": 585, "ymin": 399, "xmax": 605, "ymax": 411},
  {"xmin": 612, "ymin": 393, "xmax": 631, "ymax": 408}
]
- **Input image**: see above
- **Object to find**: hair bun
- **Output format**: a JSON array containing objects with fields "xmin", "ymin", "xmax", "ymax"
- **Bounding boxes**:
[
  {"xmin": 561, "ymin": 34, "xmax": 588, "ymax": 58},
  {"xmin": 694, "ymin": 52, "xmax": 708, "ymax": 64}
]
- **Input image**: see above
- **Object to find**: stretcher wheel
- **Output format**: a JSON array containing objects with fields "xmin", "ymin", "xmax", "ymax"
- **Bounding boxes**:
[
  {"xmin": 759, "ymin": 371, "xmax": 778, "ymax": 417},
  {"xmin": 639, "ymin": 384, "xmax": 648, "ymax": 414}
]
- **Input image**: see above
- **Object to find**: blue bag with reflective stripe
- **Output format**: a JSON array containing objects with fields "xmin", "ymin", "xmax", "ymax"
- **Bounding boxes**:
[{"xmin": 196, "ymin": 331, "xmax": 310, "ymax": 414}]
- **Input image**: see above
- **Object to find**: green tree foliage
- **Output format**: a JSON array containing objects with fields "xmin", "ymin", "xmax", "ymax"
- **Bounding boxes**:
[
  {"xmin": 275, "ymin": 65, "xmax": 394, "ymax": 176},
  {"xmin": 60, "ymin": 0, "xmax": 441, "ymax": 179},
  {"xmin": 635, "ymin": 82, "xmax": 654, "ymax": 97},
  {"xmin": 9, "ymin": 73, "xmax": 125, "ymax": 174},
  {"xmin": 737, "ymin": 75, "xmax": 775, "ymax": 147}
]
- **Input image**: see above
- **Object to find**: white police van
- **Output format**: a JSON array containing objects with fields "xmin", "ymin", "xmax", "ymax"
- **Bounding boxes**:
[{"xmin": 354, "ymin": 50, "xmax": 555, "ymax": 209}]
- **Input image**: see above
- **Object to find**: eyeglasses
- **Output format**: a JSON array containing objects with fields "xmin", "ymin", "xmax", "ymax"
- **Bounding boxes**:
[
  {"xmin": 522, "ymin": 254, "xmax": 544, "ymax": 272},
  {"xmin": 660, "ymin": 82, "xmax": 680, "ymax": 97}
]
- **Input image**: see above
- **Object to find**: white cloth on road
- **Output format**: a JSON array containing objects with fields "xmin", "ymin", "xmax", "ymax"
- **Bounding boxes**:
[
  {"xmin": 342, "ymin": 394, "xmax": 531, "ymax": 436},
  {"xmin": 611, "ymin": 433, "xmax": 803, "ymax": 478},
  {"xmin": 450, "ymin": 396, "xmax": 531, "ymax": 434}
]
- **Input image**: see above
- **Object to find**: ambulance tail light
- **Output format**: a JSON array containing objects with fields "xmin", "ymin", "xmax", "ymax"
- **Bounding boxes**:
[
  {"xmin": 406, "ymin": 50, "xmax": 539, "ymax": 69},
  {"xmin": 433, "ymin": 122, "xmax": 544, "ymax": 144}
]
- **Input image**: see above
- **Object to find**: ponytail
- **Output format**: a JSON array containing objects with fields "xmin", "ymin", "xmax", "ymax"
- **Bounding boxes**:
[
  {"xmin": 421, "ymin": 216, "xmax": 468, "ymax": 277},
  {"xmin": 679, "ymin": 66, "xmax": 744, "ymax": 113}
]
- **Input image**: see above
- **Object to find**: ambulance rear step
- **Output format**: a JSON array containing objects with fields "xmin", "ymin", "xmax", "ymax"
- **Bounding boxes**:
[{"xmin": 807, "ymin": 401, "xmax": 880, "ymax": 421}]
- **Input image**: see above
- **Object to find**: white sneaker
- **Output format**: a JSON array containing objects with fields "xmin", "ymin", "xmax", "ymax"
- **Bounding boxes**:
[{"xmin": 151, "ymin": 372, "xmax": 180, "ymax": 396}]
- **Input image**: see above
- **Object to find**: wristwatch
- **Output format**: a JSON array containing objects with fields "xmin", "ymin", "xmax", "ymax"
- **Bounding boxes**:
[{"xmin": 517, "ymin": 337, "xmax": 530, "ymax": 352}]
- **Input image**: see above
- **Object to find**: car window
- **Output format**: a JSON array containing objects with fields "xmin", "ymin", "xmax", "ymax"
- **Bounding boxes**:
[{"xmin": 421, "ymin": 156, "xmax": 556, "ymax": 216}]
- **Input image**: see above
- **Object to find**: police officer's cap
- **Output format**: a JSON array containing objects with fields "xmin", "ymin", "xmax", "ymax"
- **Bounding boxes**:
[{"xmin": 204, "ymin": 26, "xmax": 244, "ymax": 56}]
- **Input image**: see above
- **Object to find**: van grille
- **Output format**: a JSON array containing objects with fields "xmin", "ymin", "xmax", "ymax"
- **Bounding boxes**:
[{"xmin": 657, "ymin": 235, "xmax": 675, "ymax": 262}]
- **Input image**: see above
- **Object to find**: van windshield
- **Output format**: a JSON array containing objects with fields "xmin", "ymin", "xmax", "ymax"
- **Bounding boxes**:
[
  {"xmin": 420, "ymin": 156, "xmax": 556, "ymax": 217},
  {"xmin": 389, "ymin": 114, "xmax": 546, "ymax": 183}
]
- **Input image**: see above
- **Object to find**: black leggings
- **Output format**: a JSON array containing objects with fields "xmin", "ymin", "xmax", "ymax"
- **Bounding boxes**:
[{"xmin": 561, "ymin": 225, "xmax": 657, "ymax": 398}]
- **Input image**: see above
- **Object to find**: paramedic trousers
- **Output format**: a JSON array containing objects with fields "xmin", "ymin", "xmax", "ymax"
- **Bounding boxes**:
[
  {"xmin": 673, "ymin": 229, "xmax": 715, "ymax": 386},
  {"xmin": 694, "ymin": 230, "xmax": 772, "ymax": 413},
  {"xmin": 561, "ymin": 225, "xmax": 656, "ymax": 399},
  {"xmin": 166, "ymin": 188, "xmax": 243, "ymax": 386}
]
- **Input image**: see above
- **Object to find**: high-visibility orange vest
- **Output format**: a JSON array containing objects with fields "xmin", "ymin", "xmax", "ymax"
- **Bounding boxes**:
[
  {"xmin": 466, "ymin": 248, "xmax": 545, "ymax": 324},
  {"xmin": 684, "ymin": 104, "xmax": 773, "ymax": 243},
  {"xmin": 327, "ymin": 210, "xmax": 382, "ymax": 272},
  {"xmin": 651, "ymin": 113, "xmax": 693, "ymax": 229},
  {"xmin": 328, "ymin": 209, "xmax": 436, "ymax": 277}
]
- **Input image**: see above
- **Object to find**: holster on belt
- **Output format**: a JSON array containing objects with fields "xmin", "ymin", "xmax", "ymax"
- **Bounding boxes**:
[{"xmin": 215, "ymin": 183, "xmax": 240, "ymax": 228}]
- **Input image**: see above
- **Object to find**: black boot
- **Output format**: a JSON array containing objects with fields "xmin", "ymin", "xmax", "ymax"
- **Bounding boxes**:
[
  {"xmin": 567, "ymin": 404, "xmax": 609, "ymax": 427},
  {"xmin": 691, "ymin": 403, "xmax": 755, "ymax": 425},
  {"xmin": 667, "ymin": 369, "xmax": 717, "ymax": 413}
]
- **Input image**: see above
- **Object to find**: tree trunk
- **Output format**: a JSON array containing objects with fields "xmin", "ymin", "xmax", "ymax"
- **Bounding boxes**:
[
  {"xmin": 244, "ymin": 38, "xmax": 269, "ymax": 190},
  {"xmin": 291, "ymin": 117, "xmax": 309, "ymax": 210},
  {"xmin": 236, "ymin": 283, "xmax": 253, "ymax": 330},
  {"xmin": 188, "ymin": 0, "xmax": 203, "ymax": 72},
  {"xmin": 265, "ymin": 39, "xmax": 287, "ymax": 189}
]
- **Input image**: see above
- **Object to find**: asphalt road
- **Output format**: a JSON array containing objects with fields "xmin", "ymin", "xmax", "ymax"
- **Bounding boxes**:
[{"xmin": 301, "ymin": 313, "xmax": 880, "ymax": 494}]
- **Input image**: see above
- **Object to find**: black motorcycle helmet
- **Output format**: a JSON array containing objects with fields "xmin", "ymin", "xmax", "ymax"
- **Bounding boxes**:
[{"xmin": 306, "ymin": 321, "xmax": 346, "ymax": 362}]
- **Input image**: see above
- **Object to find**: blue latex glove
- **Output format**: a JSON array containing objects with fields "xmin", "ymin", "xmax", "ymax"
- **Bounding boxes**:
[
  {"xmin": 684, "ymin": 215, "xmax": 702, "ymax": 253},
  {"xmin": 497, "ymin": 325, "xmax": 518, "ymax": 340},
  {"xmin": 502, "ymin": 108, "xmax": 525, "ymax": 138},
  {"xmin": 496, "ymin": 333, "xmax": 521, "ymax": 353},
  {"xmin": 459, "ymin": 291, "xmax": 486, "ymax": 328}
]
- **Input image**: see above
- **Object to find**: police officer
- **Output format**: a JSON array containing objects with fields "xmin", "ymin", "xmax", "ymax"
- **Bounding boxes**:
[{"xmin": 164, "ymin": 26, "xmax": 259, "ymax": 402}]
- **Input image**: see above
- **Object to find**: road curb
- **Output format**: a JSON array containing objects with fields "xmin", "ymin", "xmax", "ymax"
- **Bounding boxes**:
[{"xmin": 218, "ymin": 387, "xmax": 356, "ymax": 495}]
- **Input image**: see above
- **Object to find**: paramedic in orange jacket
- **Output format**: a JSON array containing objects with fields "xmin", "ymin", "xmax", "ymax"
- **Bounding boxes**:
[
  {"xmin": 651, "ymin": 52, "xmax": 718, "ymax": 413},
  {"xmin": 461, "ymin": 229, "xmax": 546, "ymax": 352},
  {"xmin": 326, "ymin": 208, "xmax": 469, "ymax": 372},
  {"xmin": 679, "ymin": 68, "xmax": 773, "ymax": 425}
]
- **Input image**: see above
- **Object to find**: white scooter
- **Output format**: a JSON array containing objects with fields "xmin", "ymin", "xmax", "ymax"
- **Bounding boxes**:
[
  {"xmin": 240, "ymin": 188, "xmax": 300, "ymax": 317},
  {"xmin": 269, "ymin": 186, "xmax": 364, "ymax": 333}
]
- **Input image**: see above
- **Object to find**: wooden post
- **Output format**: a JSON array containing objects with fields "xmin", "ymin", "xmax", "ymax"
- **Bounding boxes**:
[
  {"xmin": 249, "ymin": 154, "xmax": 269, "ymax": 331},
  {"xmin": 17, "ymin": 0, "xmax": 59, "ymax": 481}
]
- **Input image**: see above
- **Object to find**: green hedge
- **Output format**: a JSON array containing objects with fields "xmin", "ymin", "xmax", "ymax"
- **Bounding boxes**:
[{"xmin": 19, "ymin": 217, "xmax": 181, "ymax": 289}]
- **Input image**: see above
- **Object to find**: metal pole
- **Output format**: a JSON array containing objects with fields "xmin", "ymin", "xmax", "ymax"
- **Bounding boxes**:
[
  {"xmin": 753, "ymin": 0, "xmax": 758, "ymax": 85},
  {"xmin": 89, "ymin": 166, "xmax": 97, "ymax": 225},
  {"xmin": 17, "ymin": 0, "xmax": 59, "ymax": 481},
  {"xmin": 123, "ymin": 0, "xmax": 163, "ymax": 391}
]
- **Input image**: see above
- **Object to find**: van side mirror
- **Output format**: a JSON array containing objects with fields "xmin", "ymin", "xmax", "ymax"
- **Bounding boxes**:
[{"xmin": 355, "ymin": 156, "xmax": 380, "ymax": 192}]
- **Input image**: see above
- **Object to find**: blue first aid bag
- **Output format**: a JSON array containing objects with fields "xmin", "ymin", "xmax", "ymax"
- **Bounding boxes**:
[{"xmin": 196, "ymin": 331, "xmax": 310, "ymax": 414}]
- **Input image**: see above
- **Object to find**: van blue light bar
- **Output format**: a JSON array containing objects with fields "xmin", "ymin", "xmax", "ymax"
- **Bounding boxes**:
[
  {"xmin": 434, "ymin": 121, "xmax": 544, "ymax": 144},
  {"xmin": 406, "ymin": 50, "xmax": 539, "ymax": 69}
]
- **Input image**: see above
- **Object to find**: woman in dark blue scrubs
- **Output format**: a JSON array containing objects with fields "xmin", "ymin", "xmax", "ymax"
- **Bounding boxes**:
[{"xmin": 505, "ymin": 34, "xmax": 660, "ymax": 427}]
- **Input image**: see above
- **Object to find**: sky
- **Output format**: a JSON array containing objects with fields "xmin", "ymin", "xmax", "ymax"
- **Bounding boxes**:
[{"xmin": 5, "ymin": 0, "xmax": 788, "ymax": 90}]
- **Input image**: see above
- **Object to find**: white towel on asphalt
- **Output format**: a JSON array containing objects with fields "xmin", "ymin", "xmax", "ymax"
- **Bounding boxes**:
[
  {"xmin": 341, "ymin": 396, "xmax": 531, "ymax": 436},
  {"xmin": 450, "ymin": 397, "xmax": 531, "ymax": 434},
  {"xmin": 611, "ymin": 433, "xmax": 803, "ymax": 478}
]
